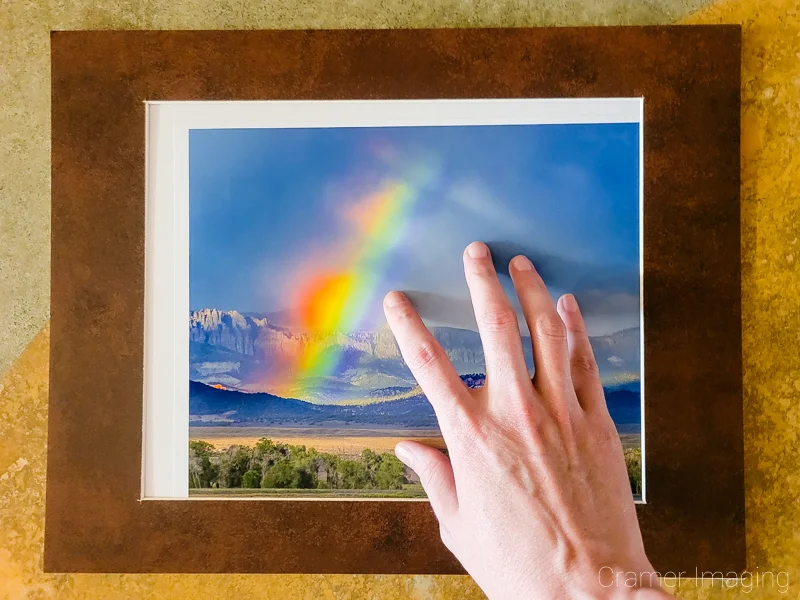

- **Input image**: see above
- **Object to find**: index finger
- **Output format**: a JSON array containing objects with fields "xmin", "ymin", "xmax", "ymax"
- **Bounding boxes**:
[{"xmin": 383, "ymin": 291, "xmax": 471, "ymax": 428}]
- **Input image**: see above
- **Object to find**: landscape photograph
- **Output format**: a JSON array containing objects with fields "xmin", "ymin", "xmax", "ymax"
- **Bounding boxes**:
[{"xmin": 188, "ymin": 120, "xmax": 643, "ymax": 499}]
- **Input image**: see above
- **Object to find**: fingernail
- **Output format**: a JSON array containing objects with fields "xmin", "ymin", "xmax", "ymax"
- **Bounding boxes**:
[
  {"xmin": 562, "ymin": 294, "xmax": 578, "ymax": 312},
  {"xmin": 395, "ymin": 442, "xmax": 415, "ymax": 465},
  {"xmin": 384, "ymin": 291, "xmax": 407, "ymax": 308},
  {"xmin": 511, "ymin": 255, "xmax": 533, "ymax": 271},
  {"xmin": 465, "ymin": 241, "xmax": 489, "ymax": 258}
]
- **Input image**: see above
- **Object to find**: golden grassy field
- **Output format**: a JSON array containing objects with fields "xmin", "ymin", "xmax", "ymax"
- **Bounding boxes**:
[
  {"xmin": 619, "ymin": 433, "xmax": 640, "ymax": 450},
  {"xmin": 190, "ymin": 426, "xmax": 446, "ymax": 457},
  {"xmin": 190, "ymin": 427, "xmax": 640, "ymax": 454}
]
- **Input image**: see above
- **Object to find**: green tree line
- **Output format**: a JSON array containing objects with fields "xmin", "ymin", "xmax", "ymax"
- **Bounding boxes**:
[
  {"xmin": 624, "ymin": 448, "xmax": 642, "ymax": 496},
  {"xmin": 190, "ymin": 438, "xmax": 643, "ymax": 495},
  {"xmin": 189, "ymin": 438, "xmax": 407, "ymax": 491}
]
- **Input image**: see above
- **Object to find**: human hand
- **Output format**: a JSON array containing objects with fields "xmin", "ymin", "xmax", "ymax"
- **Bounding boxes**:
[{"xmin": 384, "ymin": 241, "xmax": 667, "ymax": 600}]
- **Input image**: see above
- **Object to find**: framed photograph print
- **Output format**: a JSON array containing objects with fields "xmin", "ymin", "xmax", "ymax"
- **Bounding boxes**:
[
  {"xmin": 144, "ymin": 98, "xmax": 646, "ymax": 502},
  {"xmin": 46, "ymin": 27, "xmax": 743, "ymax": 574}
]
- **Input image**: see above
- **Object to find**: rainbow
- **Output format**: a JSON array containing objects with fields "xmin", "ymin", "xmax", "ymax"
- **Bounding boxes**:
[{"xmin": 271, "ymin": 178, "xmax": 421, "ymax": 400}]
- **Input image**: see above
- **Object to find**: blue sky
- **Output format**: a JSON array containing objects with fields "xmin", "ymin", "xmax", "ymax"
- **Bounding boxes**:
[{"xmin": 189, "ymin": 122, "xmax": 640, "ymax": 336}]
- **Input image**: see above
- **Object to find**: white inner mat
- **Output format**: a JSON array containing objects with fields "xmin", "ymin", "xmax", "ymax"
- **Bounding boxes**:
[{"xmin": 142, "ymin": 98, "xmax": 645, "ymax": 500}]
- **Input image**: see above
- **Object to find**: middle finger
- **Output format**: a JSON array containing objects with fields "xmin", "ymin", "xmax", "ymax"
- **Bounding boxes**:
[
  {"xmin": 508, "ymin": 254, "xmax": 572, "ymax": 395},
  {"xmin": 462, "ymin": 242, "xmax": 530, "ymax": 385}
]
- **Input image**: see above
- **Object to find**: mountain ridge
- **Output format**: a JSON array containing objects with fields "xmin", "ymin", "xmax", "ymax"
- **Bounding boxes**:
[
  {"xmin": 190, "ymin": 308, "xmax": 640, "ymax": 402},
  {"xmin": 189, "ymin": 379, "xmax": 641, "ymax": 431}
]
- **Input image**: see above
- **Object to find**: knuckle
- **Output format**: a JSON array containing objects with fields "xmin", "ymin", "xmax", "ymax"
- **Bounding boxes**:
[
  {"xmin": 571, "ymin": 353, "xmax": 600, "ymax": 377},
  {"xmin": 502, "ymin": 396, "xmax": 539, "ymax": 428},
  {"xmin": 535, "ymin": 417, "xmax": 560, "ymax": 444},
  {"xmin": 567, "ymin": 319, "xmax": 587, "ymax": 335},
  {"xmin": 479, "ymin": 304, "xmax": 518, "ymax": 332},
  {"xmin": 392, "ymin": 304, "xmax": 416, "ymax": 321},
  {"xmin": 418, "ymin": 458, "xmax": 445, "ymax": 489},
  {"xmin": 405, "ymin": 340, "xmax": 441, "ymax": 372},
  {"xmin": 533, "ymin": 313, "xmax": 567, "ymax": 342},
  {"xmin": 452, "ymin": 410, "xmax": 484, "ymax": 443},
  {"xmin": 593, "ymin": 413, "xmax": 620, "ymax": 446}
]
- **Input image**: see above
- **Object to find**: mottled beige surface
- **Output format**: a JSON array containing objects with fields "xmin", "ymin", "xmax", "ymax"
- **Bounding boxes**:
[{"xmin": 2, "ymin": 0, "xmax": 800, "ymax": 597}]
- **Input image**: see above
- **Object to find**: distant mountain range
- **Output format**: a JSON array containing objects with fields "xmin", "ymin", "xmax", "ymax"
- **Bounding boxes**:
[
  {"xmin": 190, "ymin": 308, "xmax": 641, "ymax": 405},
  {"xmin": 190, "ymin": 379, "xmax": 641, "ymax": 432}
]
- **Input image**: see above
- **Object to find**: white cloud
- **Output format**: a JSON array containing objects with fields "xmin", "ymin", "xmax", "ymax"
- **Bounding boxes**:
[{"xmin": 446, "ymin": 178, "xmax": 527, "ymax": 234}]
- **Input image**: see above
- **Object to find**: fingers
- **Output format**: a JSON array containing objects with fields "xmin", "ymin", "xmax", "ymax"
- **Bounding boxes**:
[
  {"xmin": 556, "ymin": 294, "xmax": 605, "ymax": 412},
  {"xmin": 383, "ymin": 291, "xmax": 469, "ymax": 428},
  {"xmin": 395, "ymin": 441, "xmax": 458, "ymax": 521},
  {"xmin": 462, "ymin": 242, "xmax": 530, "ymax": 384},
  {"xmin": 508, "ymin": 256, "xmax": 571, "ymax": 394}
]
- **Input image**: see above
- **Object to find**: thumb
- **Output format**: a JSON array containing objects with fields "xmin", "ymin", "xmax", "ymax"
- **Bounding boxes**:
[{"xmin": 395, "ymin": 441, "xmax": 458, "ymax": 521}]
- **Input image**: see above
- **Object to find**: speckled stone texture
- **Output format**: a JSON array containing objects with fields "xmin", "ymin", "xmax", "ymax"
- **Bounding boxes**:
[{"xmin": 1, "ymin": 0, "xmax": 798, "ymax": 597}]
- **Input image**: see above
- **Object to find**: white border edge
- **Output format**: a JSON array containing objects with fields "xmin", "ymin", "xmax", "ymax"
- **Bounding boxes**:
[{"xmin": 638, "ymin": 98, "xmax": 647, "ymax": 504}]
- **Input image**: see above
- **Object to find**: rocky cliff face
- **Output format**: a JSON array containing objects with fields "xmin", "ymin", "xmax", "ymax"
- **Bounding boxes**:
[
  {"xmin": 189, "ymin": 308, "xmax": 639, "ymax": 394},
  {"xmin": 190, "ymin": 309, "xmax": 268, "ymax": 356},
  {"xmin": 190, "ymin": 308, "xmax": 405, "ymax": 362},
  {"xmin": 189, "ymin": 309, "xmax": 488, "ymax": 365}
]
